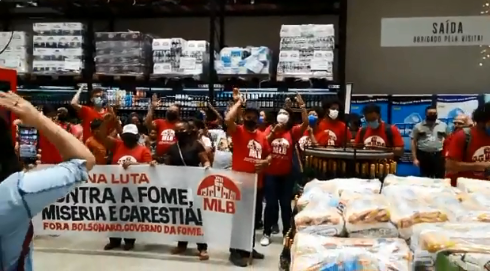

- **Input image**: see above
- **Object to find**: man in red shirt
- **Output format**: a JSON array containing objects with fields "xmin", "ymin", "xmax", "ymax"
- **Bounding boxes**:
[
  {"xmin": 446, "ymin": 103, "xmax": 490, "ymax": 186},
  {"xmin": 318, "ymin": 99, "xmax": 350, "ymax": 147},
  {"xmin": 71, "ymin": 87, "xmax": 110, "ymax": 142},
  {"xmin": 145, "ymin": 94, "xmax": 180, "ymax": 159},
  {"xmin": 225, "ymin": 93, "xmax": 271, "ymax": 267},
  {"xmin": 354, "ymin": 103, "xmax": 404, "ymax": 156}
]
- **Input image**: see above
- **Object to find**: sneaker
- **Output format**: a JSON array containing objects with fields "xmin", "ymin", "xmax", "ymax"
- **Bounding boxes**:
[
  {"xmin": 229, "ymin": 252, "xmax": 248, "ymax": 267},
  {"xmin": 272, "ymin": 224, "xmax": 280, "ymax": 234},
  {"xmin": 260, "ymin": 235, "xmax": 271, "ymax": 246}
]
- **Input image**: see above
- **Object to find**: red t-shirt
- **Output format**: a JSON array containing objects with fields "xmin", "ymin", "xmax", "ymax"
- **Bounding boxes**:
[
  {"xmin": 446, "ymin": 127, "xmax": 490, "ymax": 185},
  {"xmin": 354, "ymin": 122, "xmax": 404, "ymax": 148},
  {"xmin": 112, "ymin": 139, "xmax": 152, "ymax": 164},
  {"xmin": 79, "ymin": 106, "xmax": 107, "ymax": 143},
  {"xmin": 154, "ymin": 119, "xmax": 177, "ymax": 156},
  {"xmin": 40, "ymin": 123, "xmax": 76, "ymax": 164},
  {"xmin": 443, "ymin": 131, "xmax": 456, "ymax": 156},
  {"xmin": 266, "ymin": 125, "xmax": 303, "ymax": 175},
  {"xmin": 317, "ymin": 119, "xmax": 350, "ymax": 147},
  {"xmin": 298, "ymin": 129, "xmax": 330, "ymax": 151},
  {"xmin": 231, "ymin": 125, "xmax": 271, "ymax": 187}
]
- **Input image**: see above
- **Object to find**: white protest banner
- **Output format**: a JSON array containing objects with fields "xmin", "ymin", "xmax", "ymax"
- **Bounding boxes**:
[{"xmin": 33, "ymin": 165, "xmax": 257, "ymax": 251}]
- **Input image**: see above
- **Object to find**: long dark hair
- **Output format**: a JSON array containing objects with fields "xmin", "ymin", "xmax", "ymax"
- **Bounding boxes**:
[{"xmin": 0, "ymin": 117, "xmax": 22, "ymax": 182}]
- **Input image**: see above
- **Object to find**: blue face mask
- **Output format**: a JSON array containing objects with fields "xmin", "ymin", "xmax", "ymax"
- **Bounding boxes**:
[
  {"xmin": 308, "ymin": 115, "xmax": 318, "ymax": 126},
  {"xmin": 93, "ymin": 97, "xmax": 103, "ymax": 107},
  {"xmin": 258, "ymin": 116, "xmax": 264, "ymax": 124},
  {"xmin": 197, "ymin": 111, "xmax": 206, "ymax": 120},
  {"xmin": 367, "ymin": 121, "xmax": 380, "ymax": 129}
]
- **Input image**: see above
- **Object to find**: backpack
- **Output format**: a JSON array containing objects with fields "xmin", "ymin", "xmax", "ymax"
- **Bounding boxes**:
[{"xmin": 359, "ymin": 124, "xmax": 394, "ymax": 148}]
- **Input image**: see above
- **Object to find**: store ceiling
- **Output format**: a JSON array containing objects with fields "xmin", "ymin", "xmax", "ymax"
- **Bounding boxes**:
[{"xmin": 4, "ymin": 0, "xmax": 341, "ymax": 18}]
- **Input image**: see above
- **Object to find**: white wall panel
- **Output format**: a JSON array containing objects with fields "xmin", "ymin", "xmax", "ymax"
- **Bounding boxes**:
[{"xmin": 346, "ymin": 0, "xmax": 490, "ymax": 94}]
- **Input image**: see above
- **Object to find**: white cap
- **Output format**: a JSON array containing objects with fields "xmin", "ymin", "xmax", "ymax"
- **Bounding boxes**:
[{"xmin": 122, "ymin": 124, "xmax": 138, "ymax": 135}]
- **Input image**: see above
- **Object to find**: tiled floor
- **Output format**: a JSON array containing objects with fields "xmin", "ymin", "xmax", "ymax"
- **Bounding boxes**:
[{"xmin": 33, "ymin": 234, "xmax": 284, "ymax": 270}]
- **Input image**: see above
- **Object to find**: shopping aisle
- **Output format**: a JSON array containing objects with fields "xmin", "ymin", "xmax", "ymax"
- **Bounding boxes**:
[{"xmin": 33, "ymin": 235, "xmax": 283, "ymax": 270}]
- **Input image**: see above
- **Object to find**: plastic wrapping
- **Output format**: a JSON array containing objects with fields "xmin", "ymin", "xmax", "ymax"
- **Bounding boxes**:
[
  {"xmin": 303, "ymin": 178, "xmax": 381, "ymax": 196},
  {"xmin": 410, "ymin": 223, "xmax": 490, "ymax": 268},
  {"xmin": 291, "ymin": 232, "xmax": 412, "ymax": 271},
  {"xmin": 215, "ymin": 46, "xmax": 271, "ymax": 76},
  {"xmin": 342, "ymin": 192, "xmax": 398, "ymax": 238},
  {"xmin": 295, "ymin": 196, "xmax": 344, "ymax": 236},
  {"xmin": 431, "ymin": 192, "xmax": 490, "ymax": 222},
  {"xmin": 383, "ymin": 174, "xmax": 451, "ymax": 187},
  {"xmin": 457, "ymin": 177, "xmax": 490, "ymax": 193},
  {"xmin": 296, "ymin": 186, "xmax": 339, "ymax": 211},
  {"xmin": 382, "ymin": 185, "xmax": 449, "ymax": 239}
]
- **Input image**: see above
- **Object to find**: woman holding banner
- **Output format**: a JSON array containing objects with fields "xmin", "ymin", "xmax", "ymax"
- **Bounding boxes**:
[
  {"xmin": 96, "ymin": 115, "xmax": 154, "ymax": 251},
  {"xmin": 165, "ymin": 120, "xmax": 211, "ymax": 260},
  {"xmin": 0, "ymin": 91, "xmax": 95, "ymax": 271}
]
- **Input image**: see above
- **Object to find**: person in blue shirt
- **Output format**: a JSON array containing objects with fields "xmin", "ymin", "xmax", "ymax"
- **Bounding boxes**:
[{"xmin": 0, "ymin": 91, "xmax": 95, "ymax": 271}]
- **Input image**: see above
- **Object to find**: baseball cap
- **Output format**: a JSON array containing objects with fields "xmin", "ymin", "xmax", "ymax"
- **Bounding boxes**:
[
  {"xmin": 122, "ymin": 124, "xmax": 138, "ymax": 135},
  {"xmin": 243, "ymin": 101, "xmax": 260, "ymax": 115}
]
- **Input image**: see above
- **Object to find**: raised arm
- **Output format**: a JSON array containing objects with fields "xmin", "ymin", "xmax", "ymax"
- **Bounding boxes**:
[
  {"xmin": 145, "ymin": 94, "xmax": 159, "ymax": 129},
  {"xmin": 70, "ymin": 86, "xmax": 84, "ymax": 112}
]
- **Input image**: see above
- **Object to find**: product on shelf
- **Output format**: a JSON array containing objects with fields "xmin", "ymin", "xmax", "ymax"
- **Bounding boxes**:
[
  {"xmin": 291, "ymin": 232, "xmax": 412, "ymax": 271},
  {"xmin": 342, "ymin": 191, "xmax": 398, "ymax": 238},
  {"xmin": 32, "ymin": 22, "xmax": 85, "ymax": 75},
  {"xmin": 215, "ymin": 46, "xmax": 271, "ymax": 76},
  {"xmin": 152, "ymin": 38, "xmax": 210, "ymax": 78},
  {"xmin": 277, "ymin": 24, "xmax": 335, "ymax": 81},
  {"xmin": 0, "ymin": 31, "xmax": 31, "ymax": 73},
  {"xmin": 95, "ymin": 32, "xmax": 152, "ymax": 75}
]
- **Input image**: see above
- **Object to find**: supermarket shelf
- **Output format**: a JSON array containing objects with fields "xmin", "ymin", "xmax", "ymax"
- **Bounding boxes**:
[{"xmin": 8, "ymin": 0, "xmax": 341, "ymax": 19}]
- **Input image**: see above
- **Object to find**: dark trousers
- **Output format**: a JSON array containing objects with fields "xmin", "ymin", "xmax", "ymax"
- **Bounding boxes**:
[
  {"xmin": 177, "ymin": 241, "xmax": 207, "ymax": 251},
  {"xmin": 229, "ymin": 188, "xmax": 262, "ymax": 255},
  {"xmin": 109, "ymin": 237, "xmax": 135, "ymax": 246},
  {"xmin": 417, "ymin": 149, "xmax": 445, "ymax": 178},
  {"xmin": 263, "ymin": 174, "xmax": 294, "ymax": 236}
]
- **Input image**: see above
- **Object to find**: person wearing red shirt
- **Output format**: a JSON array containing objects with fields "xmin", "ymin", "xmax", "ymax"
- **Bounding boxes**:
[
  {"xmin": 39, "ymin": 105, "xmax": 77, "ymax": 164},
  {"xmin": 298, "ymin": 108, "xmax": 331, "ymax": 151},
  {"xmin": 443, "ymin": 115, "xmax": 471, "ymax": 156},
  {"xmin": 318, "ymin": 99, "xmax": 350, "ymax": 147},
  {"xmin": 260, "ymin": 98, "xmax": 308, "ymax": 247},
  {"xmin": 145, "ymin": 94, "xmax": 180, "ymax": 159},
  {"xmin": 225, "ymin": 91, "xmax": 271, "ymax": 267},
  {"xmin": 258, "ymin": 110, "xmax": 273, "ymax": 133},
  {"xmin": 354, "ymin": 104, "xmax": 404, "ymax": 156},
  {"xmin": 71, "ymin": 87, "xmax": 111, "ymax": 143},
  {"xmin": 99, "ymin": 122, "xmax": 154, "ymax": 251},
  {"xmin": 446, "ymin": 104, "xmax": 490, "ymax": 186}
]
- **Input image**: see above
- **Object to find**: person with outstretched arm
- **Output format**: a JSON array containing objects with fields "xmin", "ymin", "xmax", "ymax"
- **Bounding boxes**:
[
  {"xmin": 145, "ymin": 94, "xmax": 180, "ymax": 161},
  {"xmin": 225, "ymin": 88, "xmax": 271, "ymax": 267},
  {"xmin": 71, "ymin": 86, "xmax": 113, "ymax": 142},
  {"xmin": 0, "ymin": 91, "xmax": 95, "ymax": 271}
]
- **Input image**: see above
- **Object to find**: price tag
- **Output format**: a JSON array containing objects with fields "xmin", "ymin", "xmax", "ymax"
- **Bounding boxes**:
[
  {"xmin": 64, "ymin": 59, "xmax": 81, "ymax": 71},
  {"xmin": 179, "ymin": 57, "xmax": 196, "ymax": 70}
]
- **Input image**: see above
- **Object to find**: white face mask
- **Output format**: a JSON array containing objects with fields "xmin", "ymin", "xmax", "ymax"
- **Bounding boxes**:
[
  {"xmin": 329, "ymin": 109, "xmax": 339, "ymax": 120},
  {"xmin": 277, "ymin": 114, "xmax": 289, "ymax": 124}
]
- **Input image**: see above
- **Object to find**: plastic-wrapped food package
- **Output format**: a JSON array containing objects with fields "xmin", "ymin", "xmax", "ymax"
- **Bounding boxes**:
[
  {"xmin": 303, "ymin": 178, "xmax": 381, "ymax": 196},
  {"xmin": 342, "ymin": 191, "xmax": 398, "ymax": 238},
  {"xmin": 461, "ymin": 192, "xmax": 490, "ymax": 210},
  {"xmin": 291, "ymin": 232, "xmax": 412, "ymax": 271},
  {"xmin": 457, "ymin": 177, "xmax": 490, "ymax": 193},
  {"xmin": 296, "ymin": 186, "xmax": 339, "ymax": 211},
  {"xmin": 432, "ymin": 192, "xmax": 490, "ymax": 222},
  {"xmin": 383, "ymin": 174, "xmax": 451, "ymax": 187},
  {"xmin": 382, "ymin": 185, "xmax": 449, "ymax": 239},
  {"xmin": 295, "ymin": 197, "xmax": 344, "ymax": 236},
  {"xmin": 448, "ymin": 253, "xmax": 490, "ymax": 271},
  {"xmin": 410, "ymin": 223, "xmax": 490, "ymax": 269}
]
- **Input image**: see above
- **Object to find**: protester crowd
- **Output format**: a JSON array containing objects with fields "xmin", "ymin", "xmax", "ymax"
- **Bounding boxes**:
[{"xmin": 3, "ymin": 85, "xmax": 490, "ymax": 270}]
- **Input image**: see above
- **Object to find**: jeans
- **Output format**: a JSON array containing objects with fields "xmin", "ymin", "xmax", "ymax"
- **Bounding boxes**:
[
  {"xmin": 177, "ymin": 241, "xmax": 207, "ymax": 251},
  {"xmin": 263, "ymin": 174, "xmax": 294, "ymax": 236}
]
